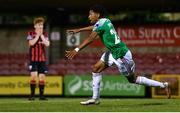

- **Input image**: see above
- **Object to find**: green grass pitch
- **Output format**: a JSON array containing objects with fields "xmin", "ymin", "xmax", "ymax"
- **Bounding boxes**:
[{"xmin": 0, "ymin": 98, "xmax": 179, "ymax": 112}]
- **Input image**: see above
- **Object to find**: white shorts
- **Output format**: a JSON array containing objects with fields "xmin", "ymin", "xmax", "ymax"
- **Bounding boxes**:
[{"xmin": 100, "ymin": 50, "xmax": 135, "ymax": 76}]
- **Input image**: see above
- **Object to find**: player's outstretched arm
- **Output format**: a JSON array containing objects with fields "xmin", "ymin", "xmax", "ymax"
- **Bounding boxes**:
[
  {"xmin": 65, "ymin": 31, "xmax": 99, "ymax": 60},
  {"xmin": 78, "ymin": 31, "xmax": 98, "ymax": 50},
  {"xmin": 67, "ymin": 26, "xmax": 94, "ymax": 34}
]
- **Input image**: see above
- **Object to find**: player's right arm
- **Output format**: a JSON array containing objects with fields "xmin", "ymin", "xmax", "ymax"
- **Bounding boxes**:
[
  {"xmin": 67, "ymin": 26, "xmax": 93, "ymax": 34},
  {"xmin": 27, "ymin": 30, "xmax": 41, "ymax": 46},
  {"xmin": 65, "ymin": 19, "xmax": 106, "ymax": 60},
  {"xmin": 65, "ymin": 31, "xmax": 99, "ymax": 60},
  {"xmin": 28, "ymin": 35, "xmax": 39, "ymax": 46}
]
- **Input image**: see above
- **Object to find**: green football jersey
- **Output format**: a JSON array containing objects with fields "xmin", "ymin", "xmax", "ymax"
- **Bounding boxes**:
[{"xmin": 93, "ymin": 18, "xmax": 128, "ymax": 59}]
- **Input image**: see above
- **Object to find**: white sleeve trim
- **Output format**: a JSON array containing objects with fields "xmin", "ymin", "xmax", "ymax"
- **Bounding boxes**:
[
  {"xmin": 27, "ymin": 35, "xmax": 32, "ymax": 40},
  {"xmin": 93, "ymin": 18, "xmax": 107, "ymax": 31}
]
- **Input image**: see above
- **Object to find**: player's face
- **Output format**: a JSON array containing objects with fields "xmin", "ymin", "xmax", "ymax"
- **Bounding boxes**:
[
  {"xmin": 88, "ymin": 10, "xmax": 100, "ymax": 24},
  {"xmin": 34, "ymin": 22, "xmax": 44, "ymax": 29}
]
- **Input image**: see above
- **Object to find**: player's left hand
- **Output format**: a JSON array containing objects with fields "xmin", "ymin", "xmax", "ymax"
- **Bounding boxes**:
[{"xmin": 65, "ymin": 50, "xmax": 77, "ymax": 60}]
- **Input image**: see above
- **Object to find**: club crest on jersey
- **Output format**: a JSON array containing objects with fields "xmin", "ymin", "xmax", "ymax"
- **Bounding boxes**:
[{"xmin": 95, "ymin": 23, "xmax": 99, "ymax": 27}]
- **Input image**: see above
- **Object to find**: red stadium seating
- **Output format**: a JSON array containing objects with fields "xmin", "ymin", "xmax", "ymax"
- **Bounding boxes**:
[
  {"xmin": 51, "ymin": 52, "xmax": 180, "ymax": 75},
  {"xmin": 0, "ymin": 52, "xmax": 179, "ymax": 75}
]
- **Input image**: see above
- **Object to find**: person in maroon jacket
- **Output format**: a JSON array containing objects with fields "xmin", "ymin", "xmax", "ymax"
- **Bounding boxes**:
[{"xmin": 27, "ymin": 17, "xmax": 50, "ymax": 100}]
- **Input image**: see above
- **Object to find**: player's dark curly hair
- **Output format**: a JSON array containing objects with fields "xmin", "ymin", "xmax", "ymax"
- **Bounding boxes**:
[{"xmin": 90, "ymin": 4, "xmax": 108, "ymax": 18}]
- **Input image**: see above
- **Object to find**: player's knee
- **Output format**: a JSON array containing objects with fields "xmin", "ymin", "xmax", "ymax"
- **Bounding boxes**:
[
  {"xmin": 92, "ymin": 65, "xmax": 100, "ymax": 73},
  {"xmin": 126, "ymin": 73, "xmax": 137, "ymax": 83},
  {"xmin": 39, "ymin": 74, "xmax": 45, "ymax": 80},
  {"xmin": 31, "ymin": 75, "xmax": 37, "ymax": 80},
  {"xmin": 30, "ymin": 72, "xmax": 37, "ymax": 79}
]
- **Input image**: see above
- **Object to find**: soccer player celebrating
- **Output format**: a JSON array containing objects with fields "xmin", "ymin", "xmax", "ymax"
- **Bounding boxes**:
[
  {"xmin": 27, "ymin": 17, "xmax": 50, "ymax": 100},
  {"xmin": 66, "ymin": 5, "xmax": 171, "ymax": 105}
]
